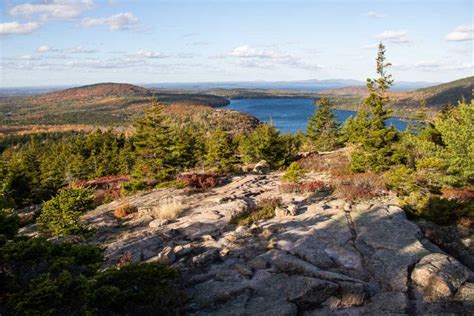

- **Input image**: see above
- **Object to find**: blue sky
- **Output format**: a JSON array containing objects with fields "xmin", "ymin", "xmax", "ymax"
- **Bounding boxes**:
[{"xmin": 0, "ymin": 0, "xmax": 472, "ymax": 87}]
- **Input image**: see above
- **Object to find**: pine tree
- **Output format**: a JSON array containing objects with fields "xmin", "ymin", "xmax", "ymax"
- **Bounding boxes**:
[
  {"xmin": 350, "ymin": 42, "xmax": 400, "ymax": 172},
  {"xmin": 307, "ymin": 96, "xmax": 340, "ymax": 151},
  {"xmin": 132, "ymin": 102, "xmax": 173, "ymax": 184},
  {"xmin": 206, "ymin": 129, "xmax": 237, "ymax": 172}
]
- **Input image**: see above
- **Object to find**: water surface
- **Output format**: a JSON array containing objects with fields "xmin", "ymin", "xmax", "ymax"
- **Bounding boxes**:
[{"xmin": 226, "ymin": 98, "xmax": 409, "ymax": 133}]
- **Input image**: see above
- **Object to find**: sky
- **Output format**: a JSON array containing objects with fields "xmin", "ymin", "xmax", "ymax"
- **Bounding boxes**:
[{"xmin": 0, "ymin": 0, "xmax": 473, "ymax": 87}]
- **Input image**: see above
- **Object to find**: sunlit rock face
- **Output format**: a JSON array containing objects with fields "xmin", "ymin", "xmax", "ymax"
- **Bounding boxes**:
[{"xmin": 81, "ymin": 169, "xmax": 473, "ymax": 315}]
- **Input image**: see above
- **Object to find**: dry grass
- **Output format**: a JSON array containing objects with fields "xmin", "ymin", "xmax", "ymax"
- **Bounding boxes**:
[
  {"xmin": 331, "ymin": 172, "xmax": 386, "ymax": 201},
  {"xmin": 298, "ymin": 149, "xmax": 351, "ymax": 176},
  {"xmin": 153, "ymin": 198, "xmax": 184, "ymax": 220},
  {"xmin": 280, "ymin": 180, "xmax": 328, "ymax": 194}
]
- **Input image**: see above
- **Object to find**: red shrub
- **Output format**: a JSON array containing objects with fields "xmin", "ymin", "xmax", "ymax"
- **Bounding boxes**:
[
  {"xmin": 280, "ymin": 180, "xmax": 327, "ymax": 193},
  {"xmin": 114, "ymin": 203, "xmax": 138, "ymax": 219},
  {"xmin": 332, "ymin": 172, "xmax": 386, "ymax": 201},
  {"xmin": 441, "ymin": 188, "xmax": 474, "ymax": 202},
  {"xmin": 117, "ymin": 251, "xmax": 133, "ymax": 267},
  {"xmin": 176, "ymin": 173, "xmax": 223, "ymax": 189}
]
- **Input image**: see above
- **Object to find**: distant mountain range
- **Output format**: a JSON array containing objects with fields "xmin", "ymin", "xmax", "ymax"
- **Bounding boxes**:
[
  {"xmin": 143, "ymin": 79, "xmax": 438, "ymax": 92},
  {"xmin": 0, "ymin": 79, "xmax": 439, "ymax": 97}
]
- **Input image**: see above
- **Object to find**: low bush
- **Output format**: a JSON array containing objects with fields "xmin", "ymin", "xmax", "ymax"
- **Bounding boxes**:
[
  {"xmin": 0, "ymin": 237, "xmax": 184, "ymax": 315},
  {"xmin": 298, "ymin": 150, "xmax": 351, "ymax": 176},
  {"xmin": 332, "ymin": 172, "xmax": 386, "ymax": 201},
  {"xmin": 92, "ymin": 263, "xmax": 184, "ymax": 315},
  {"xmin": 401, "ymin": 192, "xmax": 473, "ymax": 226},
  {"xmin": 282, "ymin": 162, "xmax": 305, "ymax": 183},
  {"xmin": 231, "ymin": 197, "xmax": 282, "ymax": 226},
  {"xmin": 176, "ymin": 173, "xmax": 223, "ymax": 190},
  {"xmin": 114, "ymin": 203, "xmax": 138, "ymax": 220},
  {"xmin": 37, "ymin": 187, "xmax": 95, "ymax": 237},
  {"xmin": 155, "ymin": 180, "xmax": 187, "ymax": 189},
  {"xmin": 280, "ymin": 180, "xmax": 327, "ymax": 194},
  {"xmin": 0, "ymin": 209, "xmax": 19, "ymax": 244}
]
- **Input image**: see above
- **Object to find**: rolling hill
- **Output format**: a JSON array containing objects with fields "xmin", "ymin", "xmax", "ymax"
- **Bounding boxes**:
[
  {"xmin": 0, "ymin": 83, "xmax": 230, "ymax": 126},
  {"xmin": 320, "ymin": 76, "xmax": 473, "ymax": 117}
]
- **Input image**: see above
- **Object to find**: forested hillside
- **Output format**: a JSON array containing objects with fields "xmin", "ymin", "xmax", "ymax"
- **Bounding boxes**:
[{"xmin": 0, "ymin": 83, "xmax": 230, "ymax": 126}]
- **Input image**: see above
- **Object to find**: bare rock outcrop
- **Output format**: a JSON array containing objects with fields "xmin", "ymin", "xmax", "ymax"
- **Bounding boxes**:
[{"xmin": 82, "ymin": 172, "xmax": 472, "ymax": 315}]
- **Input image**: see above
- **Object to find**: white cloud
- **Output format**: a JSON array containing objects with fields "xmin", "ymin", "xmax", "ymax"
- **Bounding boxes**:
[
  {"xmin": 361, "ymin": 43, "xmax": 379, "ymax": 50},
  {"xmin": 63, "ymin": 46, "xmax": 97, "ymax": 53},
  {"xmin": 365, "ymin": 11, "xmax": 385, "ymax": 18},
  {"xmin": 445, "ymin": 24, "xmax": 474, "ymax": 41},
  {"xmin": 36, "ymin": 45, "xmax": 50, "ymax": 53},
  {"xmin": 227, "ymin": 45, "xmax": 291, "ymax": 59},
  {"xmin": 394, "ymin": 59, "xmax": 473, "ymax": 71},
  {"xmin": 128, "ymin": 50, "xmax": 170, "ymax": 59},
  {"xmin": 9, "ymin": 0, "xmax": 93, "ymax": 20},
  {"xmin": 375, "ymin": 30, "xmax": 409, "ymax": 43},
  {"xmin": 81, "ymin": 12, "xmax": 140, "ymax": 31},
  {"xmin": 226, "ymin": 45, "xmax": 322, "ymax": 71},
  {"xmin": 0, "ymin": 21, "xmax": 40, "ymax": 35}
]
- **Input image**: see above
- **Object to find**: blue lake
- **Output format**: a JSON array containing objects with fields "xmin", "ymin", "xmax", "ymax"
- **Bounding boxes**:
[{"xmin": 226, "ymin": 98, "xmax": 409, "ymax": 134}]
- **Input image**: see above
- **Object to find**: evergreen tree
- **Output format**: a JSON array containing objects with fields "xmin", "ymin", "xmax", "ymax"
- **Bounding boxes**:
[
  {"xmin": 132, "ymin": 102, "xmax": 173, "ymax": 184},
  {"xmin": 350, "ymin": 42, "xmax": 400, "ymax": 172},
  {"xmin": 206, "ymin": 129, "xmax": 237, "ymax": 172},
  {"xmin": 240, "ymin": 124, "xmax": 287, "ymax": 168},
  {"xmin": 307, "ymin": 96, "xmax": 340, "ymax": 151}
]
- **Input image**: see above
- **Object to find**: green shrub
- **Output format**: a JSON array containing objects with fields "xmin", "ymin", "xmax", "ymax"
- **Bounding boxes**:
[
  {"xmin": 37, "ymin": 187, "xmax": 94, "ymax": 236},
  {"xmin": 1, "ymin": 236, "xmax": 184, "ymax": 315},
  {"xmin": 282, "ymin": 162, "xmax": 305, "ymax": 183},
  {"xmin": 231, "ymin": 197, "xmax": 282, "ymax": 226},
  {"xmin": 92, "ymin": 263, "xmax": 184, "ymax": 315},
  {"xmin": 401, "ymin": 192, "xmax": 467, "ymax": 225},
  {"xmin": 385, "ymin": 165, "xmax": 418, "ymax": 196},
  {"xmin": 0, "ymin": 209, "xmax": 19, "ymax": 243}
]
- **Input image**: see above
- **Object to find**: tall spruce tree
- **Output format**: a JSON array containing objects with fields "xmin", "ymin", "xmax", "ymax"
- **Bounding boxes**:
[
  {"xmin": 132, "ymin": 101, "xmax": 173, "ymax": 185},
  {"xmin": 307, "ymin": 96, "xmax": 340, "ymax": 151},
  {"xmin": 350, "ymin": 42, "xmax": 400, "ymax": 172}
]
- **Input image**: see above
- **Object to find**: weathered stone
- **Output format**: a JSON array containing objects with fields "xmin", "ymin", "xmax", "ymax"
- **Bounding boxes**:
[
  {"xmin": 412, "ymin": 253, "xmax": 470, "ymax": 300},
  {"xmin": 262, "ymin": 249, "xmax": 365, "ymax": 284},
  {"xmin": 188, "ymin": 280, "xmax": 250, "ymax": 310},
  {"xmin": 253, "ymin": 160, "xmax": 270, "ymax": 174},
  {"xmin": 148, "ymin": 218, "xmax": 170, "ymax": 228},
  {"xmin": 454, "ymin": 282, "xmax": 474, "ymax": 312},
  {"xmin": 275, "ymin": 206, "xmax": 291, "ymax": 218},
  {"xmin": 338, "ymin": 282, "xmax": 367, "ymax": 307},
  {"xmin": 234, "ymin": 263, "xmax": 253, "ymax": 278},
  {"xmin": 174, "ymin": 244, "xmax": 192, "ymax": 257},
  {"xmin": 287, "ymin": 203, "xmax": 298, "ymax": 216},
  {"xmin": 220, "ymin": 247, "xmax": 230, "ymax": 257},
  {"xmin": 154, "ymin": 246, "xmax": 175, "ymax": 265},
  {"xmin": 251, "ymin": 273, "xmax": 339, "ymax": 308},
  {"xmin": 365, "ymin": 291, "xmax": 407, "ymax": 314},
  {"xmin": 192, "ymin": 248, "xmax": 219, "ymax": 265}
]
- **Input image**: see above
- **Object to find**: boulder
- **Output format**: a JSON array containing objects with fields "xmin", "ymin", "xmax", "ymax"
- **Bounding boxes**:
[
  {"xmin": 192, "ymin": 248, "xmax": 220, "ymax": 266},
  {"xmin": 149, "ymin": 218, "xmax": 170, "ymax": 228},
  {"xmin": 253, "ymin": 160, "xmax": 270, "ymax": 174},
  {"xmin": 411, "ymin": 253, "xmax": 470, "ymax": 300},
  {"xmin": 251, "ymin": 273, "xmax": 339, "ymax": 309},
  {"xmin": 188, "ymin": 280, "xmax": 251, "ymax": 310},
  {"xmin": 454, "ymin": 282, "xmax": 474, "ymax": 312},
  {"xmin": 154, "ymin": 246, "xmax": 175, "ymax": 265}
]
